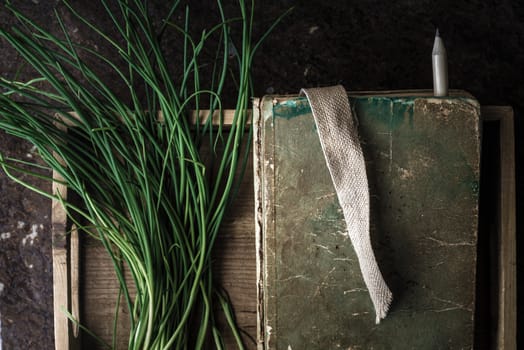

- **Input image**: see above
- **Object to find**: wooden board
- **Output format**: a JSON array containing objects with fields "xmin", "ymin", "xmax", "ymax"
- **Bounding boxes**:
[
  {"xmin": 52, "ymin": 168, "xmax": 76, "ymax": 350},
  {"xmin": 254, "ymin": 92, "xmax": 482, "ymax": 349},
  {"xmin": 479, "ymin": 107, "xmax": 517, "ymax": 350}
]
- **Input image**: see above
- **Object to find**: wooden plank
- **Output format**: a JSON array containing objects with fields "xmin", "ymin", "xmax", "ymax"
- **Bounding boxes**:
[
  {"xmin": 70, "ymin": 224, "xmax": 80, "ymax": 339},
  {"xmin": 52, "ymin": 168, "xmax": 80, "ymax": 349},
  {"xmin": 56, "ymin": 109, "xmax": 251, "ymax": 127},
  {"xmin": 481, "ymin": 106, "xmax": 517, "ymax": 350},
  {"xmin": 253, "ymin": 98, "xmax": 265, "ymax": 350},
  {"xmin": 214, "ymin": 153, "xmax": 257, "ymax": 348},
  {"xmin": 52, "ymin": 117, "xmax": 81, "ymax": 350},
  {"xmin": 52, "ymin": 168, "xmax": 70, "ymax": 350},
  {"xmin": 80, "ymin": 235, "xmax": 136, "ymax": 350},
  {"xmin": 51, "ymin": 119, "xmax": 80, "ymax": 350}
]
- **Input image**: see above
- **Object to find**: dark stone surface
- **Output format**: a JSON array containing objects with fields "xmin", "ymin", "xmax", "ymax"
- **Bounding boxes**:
[
  {"xmin": 0, "ymin": 132, "xmax": 53, "ymax": 349},
  {"xmin": 0, "ymin": 1, "xmax": 521, "ymax": 348}
]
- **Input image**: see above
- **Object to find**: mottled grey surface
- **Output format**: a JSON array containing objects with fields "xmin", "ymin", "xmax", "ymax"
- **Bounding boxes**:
[{"xmin": 0, "ymin": 1, "xmax": 522, "ymax": 349}]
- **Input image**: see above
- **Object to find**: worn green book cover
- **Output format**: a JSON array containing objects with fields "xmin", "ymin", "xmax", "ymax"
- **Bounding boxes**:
[{"xmin": 254, "ymin": 92, "xmax": 480, "ymax": 349}]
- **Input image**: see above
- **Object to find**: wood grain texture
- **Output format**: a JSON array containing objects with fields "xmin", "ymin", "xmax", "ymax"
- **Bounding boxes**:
[
  {"xmin": 52, "ymin": 122, "xmax": 81, "ymax": 350},
  {"xmin": 57, "ymin": 109, "xmax": 250, "ymax": 127},
  {"xmin": 80, "ymin": 234, "xmax": 136, "ymax": 350},
  {"xmin": 253, "ymin": 98, "xmax": 266, "ymax": 350},
  {"xmin": 481, "ymin": 106, "xmax": 517, "ymax": 350},
  {"xmin": 52, "ymin": 168, "xmax": 76, "ymax": 350},
  {"xmin": 213, "ymin": 154, "xmax": 257, "ymax": 348},
  {"xmin": 70, "ymin": 224, "xmax": 80, "ymax": 339},
  {"xmin": 73, "ymin": 156, "xmax": 256, "ymax": 349}
]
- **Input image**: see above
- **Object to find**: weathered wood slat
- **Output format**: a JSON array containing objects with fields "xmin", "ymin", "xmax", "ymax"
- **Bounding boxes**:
[
  {"xmin": 56, "ymin": 109, "xmax": 251, "ymax": 127},
  {"xmin": 51, "ymin": 169, "xmax": 71, "ymax": 350},
  {"xmin": 81, "ymin": 236, "xmax": 135, "ymax": 350},
  {"xmin": 70, "ymin": 224, "xmax": 80, "ymax": 339},
  {"xmin": 480, "ymin": 106, "xmax": 517, "ymax": 350}
]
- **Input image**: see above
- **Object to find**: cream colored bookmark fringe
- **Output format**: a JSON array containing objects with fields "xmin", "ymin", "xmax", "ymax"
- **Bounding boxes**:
[{"xmin": 300, "ymin": 85, "xmax": 392, "ymax": 323}]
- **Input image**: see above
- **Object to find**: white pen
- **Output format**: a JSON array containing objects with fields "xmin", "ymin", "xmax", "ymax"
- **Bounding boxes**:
[{"xmin": 432, "ymin": 29, "xmax": 448, "ymax": 97}]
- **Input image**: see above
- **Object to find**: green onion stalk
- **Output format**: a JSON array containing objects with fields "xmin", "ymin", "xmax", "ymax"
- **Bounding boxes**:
[{"xmin": 0, "ymin": 1, "xmax": 287, "ymax": 349}]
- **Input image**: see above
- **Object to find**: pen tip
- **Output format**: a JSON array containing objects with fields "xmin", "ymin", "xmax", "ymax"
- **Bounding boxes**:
[{"xmin": 435, "ymin": 28, "xmax": 440, "ymax": 37}]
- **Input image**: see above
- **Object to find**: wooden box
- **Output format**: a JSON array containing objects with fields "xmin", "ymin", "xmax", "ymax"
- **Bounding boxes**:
[{"xmin": 50, "ymin": 96, "xmax": 516, "ymax": 350}]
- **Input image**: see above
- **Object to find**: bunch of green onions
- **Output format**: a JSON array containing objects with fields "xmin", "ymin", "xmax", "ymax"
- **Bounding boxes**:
[{"xmin": 0, "ymin": 1, "xmax": 284, "ymax": 348}]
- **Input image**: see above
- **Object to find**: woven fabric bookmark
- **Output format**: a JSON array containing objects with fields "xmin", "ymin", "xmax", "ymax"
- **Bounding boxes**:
[{"xmin": 300, "ymin": 85, "xmax": 392, "ymax": 323}]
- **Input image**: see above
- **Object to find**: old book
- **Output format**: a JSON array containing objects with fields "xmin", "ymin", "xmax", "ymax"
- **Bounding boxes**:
[{"xmin": 254, "ymin": 91, "xmax": 480, "ymax": 349}]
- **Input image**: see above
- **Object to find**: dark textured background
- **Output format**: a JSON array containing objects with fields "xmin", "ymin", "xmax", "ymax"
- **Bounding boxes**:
[{"xmin": 0, "ymin": 0, "xmax": 521, "ymax": 348}]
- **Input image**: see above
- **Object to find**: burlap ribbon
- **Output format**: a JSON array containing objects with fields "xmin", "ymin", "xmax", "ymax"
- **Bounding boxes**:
[{"xmin": 300, "ymin": 85, "xmax": 392, "ymax": 323}]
